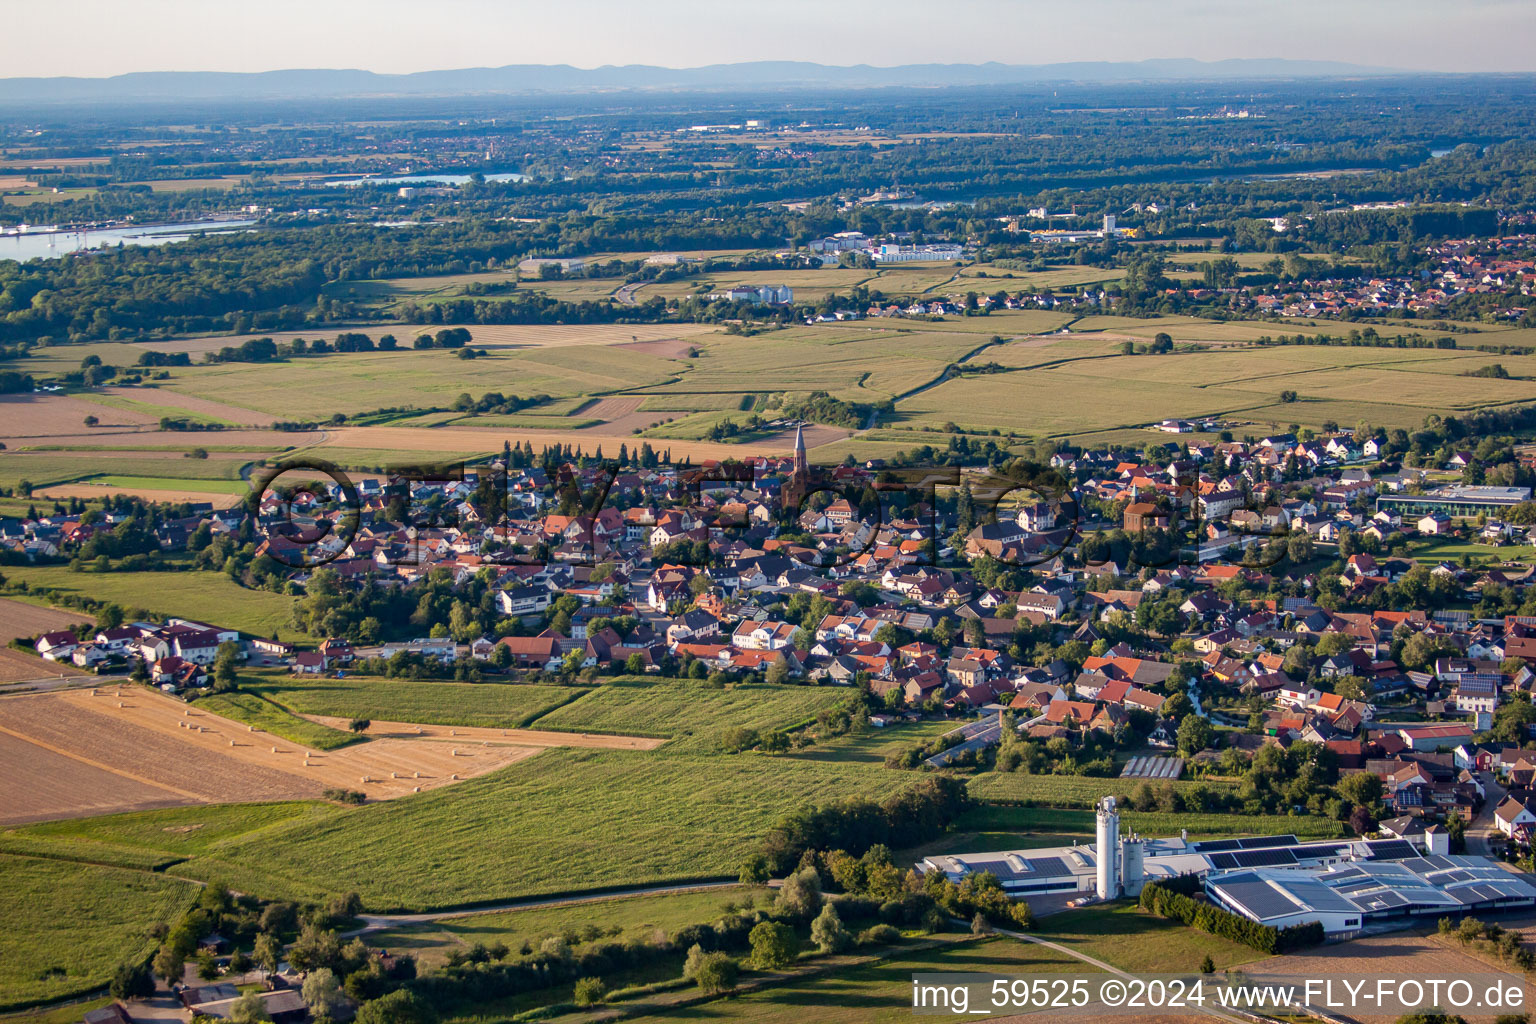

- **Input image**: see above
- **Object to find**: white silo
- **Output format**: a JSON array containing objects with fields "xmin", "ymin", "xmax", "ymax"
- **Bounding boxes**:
[
  {"xmin": 1120, "ymin": 836, "xmax": 1145, "ymax": 897},
  {"xmin": 1095, "ymin": 796, "xmax": 1120, "ymax": 900}
]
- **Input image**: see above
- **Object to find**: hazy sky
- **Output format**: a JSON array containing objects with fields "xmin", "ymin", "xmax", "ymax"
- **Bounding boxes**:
[{"xmin": 5, "ymin": 0, "xmax": 1534, "ymax": 78}]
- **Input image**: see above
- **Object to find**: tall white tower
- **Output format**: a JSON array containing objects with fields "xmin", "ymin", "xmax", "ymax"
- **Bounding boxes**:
[{"xmin": 1095, "ymin": 796, "xmax": 1120, "ymax": 900}]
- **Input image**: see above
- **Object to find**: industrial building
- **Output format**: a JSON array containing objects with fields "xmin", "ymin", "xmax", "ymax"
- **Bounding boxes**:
[
  {"xmin": 916, "ymin": 796, "xmax": 1536, "ymax": 937},
  {"xmin": 1375, "ymin": 485, "xmax": 1533, "ymax": 518},
  {"xmin": 1207, "ymin": 857, "xmax": 1536, "ymax": 940}
]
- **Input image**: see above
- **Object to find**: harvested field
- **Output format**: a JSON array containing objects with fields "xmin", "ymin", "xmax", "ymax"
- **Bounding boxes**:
[
  {"xmin": 1261, "ymin": 928, "xmax": 1532, "ymax": 1023},
  {"xmin": 613, "ymin": 338, "xmax": 699, "ymax": 358},
  {"xmin": 570, "ymin": 395, "xmax": 671, "ymax": 432},
  {"xmin": 32, "ymin": 482, "xmax": 246, "ymax": 508},
  {"xmin": 0, "ymin": 688, "xmax": 542, "ymax": 824},
  {"xmin": 0, "ymin": 393, "xmax": 156, "ymax": 442},
  {"xmin": 0, "ymin": 597, "xmax": 94, "ymax": 644},
  {"xmin": 316, "ymin": 424, "xmax": 792, "ymax": 461},
  {"xmin": 96, "ymin": 386, "xmax": 277, "ymax": 426},
  {"xmin": 757, "ymin": 423, "xmax": 853, "ymax": 449},
  {"xmin": 0, "ymin": 648, "xmax": 90, "ymax": 684},
  {"xmin": 301, "ymin": 714, "xmax": 667, "ymax": 750},
  {"xmin": 138, "ymin": 322, "xmax": 719, "ymax": 360},
  {"xmin": 0, "ymin": 729, "xmax": 194, "ymax": 824}
]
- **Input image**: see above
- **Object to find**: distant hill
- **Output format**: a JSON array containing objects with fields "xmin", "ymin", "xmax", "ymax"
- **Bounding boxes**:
[{"xmin": 0, "ymin": 58, "xmax": 1412, "ymax": 106}]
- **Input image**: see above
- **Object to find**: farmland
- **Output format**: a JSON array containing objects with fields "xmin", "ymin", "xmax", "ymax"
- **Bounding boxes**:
[
  {"xmin": 526, "ymin": 677, "xmax": 849, "ymax": 749},
  {"xmin": 194, "ymin": 690, "xmax": 363, "ymax": 750},
  {"xmin": 1033, "ymin": 901, "xmax": 1266, "ymax": 974},
  {"xmin": 0, "ymin": 855, "xmax": 198, "ymax": 1010},
  {"xmin": 600, "ymin": 937, "xmax": 1083, "ymax": 1024},
  {"xmin": 0, "ymin": 598, "xmax": 93, "ymax": 684},
  {"xmin": 188, "ymin": 748, "xmax": 899, "ymax": 910},
  {"xmin": 370, "ymin": 884, "xmax": 772, "ymax": 969},
  {"xmin": 247, "ymin": 673, "xmax": 586, "ymax": 729},
  {"xmin": 1, "ymin": 565, "xmax": 303, "ymax": 640},
  {"xmin": 0, "ymin": 688, "xmax": 543, "ymax": 824}
]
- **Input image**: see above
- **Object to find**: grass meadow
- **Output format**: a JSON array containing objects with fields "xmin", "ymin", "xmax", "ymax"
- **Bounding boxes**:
[
  {"xmin": 2, "ymin": 566, "xmax": 302, "ymax": 640},
  {"xmin": 372, "ymin": 884, "xmax": 771, "ymax": 969},
  {"xmin": 195, "ymin": 690, "xmax": 364, "ymax": 750},
  {"xmin": 0, "ymin": 855, "xmax": 199, "ymax": 1010}
]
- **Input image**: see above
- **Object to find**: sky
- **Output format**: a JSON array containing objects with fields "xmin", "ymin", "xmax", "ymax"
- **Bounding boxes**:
[{"xmin": 4, "ymin": 0, "xmax": 1534, "ymax": 78}]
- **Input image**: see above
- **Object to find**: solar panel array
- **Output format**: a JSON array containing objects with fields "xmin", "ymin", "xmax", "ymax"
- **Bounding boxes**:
[
  {"xmin": 1210, "ymin": 848, "xmax": 1300, "ymax": 870},
  {"xmin": 1362, "ymin": 840, "xmax": 1420, "ymax": 860}
]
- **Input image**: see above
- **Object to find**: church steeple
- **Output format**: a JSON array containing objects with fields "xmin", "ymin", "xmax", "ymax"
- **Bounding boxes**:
[{"xmin": 792, "ymin": 421, "xmax": 807, "ymax": 476}]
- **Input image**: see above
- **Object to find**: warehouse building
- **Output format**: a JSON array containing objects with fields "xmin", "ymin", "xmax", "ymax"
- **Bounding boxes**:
[{"xmin": 1206, "ymin": 856, "xmax": 1536, "ymax": 940}]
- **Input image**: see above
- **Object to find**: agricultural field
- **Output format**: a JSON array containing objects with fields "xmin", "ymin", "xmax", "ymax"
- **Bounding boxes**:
[
  {"xmin": 0, "ymin": 855, "xmax": 199, "ymax": 1010},
  {"xmin": 372, "ymin": 884, "xmax": 772, "ymax": 970},
  {"xmin": 247, "ymin": 673, "xmax": 586, "ymax": 729},
  {"xmin": 891, "ymin": 338, "xmax": 1519, "ymax": 439},
  {"xmin": 4, "ymin": 801, "xmax": 338, "ymax": 868},
  {"xmin": 1034, "ymin": 901, "xmax": 1267, "ymax": 974},
  {"xmin": 527, "ymin": 678, "xmax": 849, "ymax": 749},
  {"xmin": 194, "ymin": 691, "xmax": 363, "ymax": 750},
  {"xmin": 1, "ymin": 565, "xmax": 303, "ymax": 640},
  {"xmin": 0, "ymin": 597, "xmax": 93, "ymax": 683},
  {"xmin": 190, "ymin": 748, "xmax": 897, "ymax": 910},
  {"xmin": 0, "ymin": 687, "xmax": 541, "ymax": 824},
  {"xmin": 606, "ymin": 937, "xmax": 1084, "ymax": 1024}
]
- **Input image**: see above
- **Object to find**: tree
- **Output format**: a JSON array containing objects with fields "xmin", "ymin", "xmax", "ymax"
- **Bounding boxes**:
[
  {"xmin": 253, "ymin": 932, "xmax": 282, "ymax": 976},
  {"xmin": 1176, "ymin": 715, "xmax": 1214, "ymax": 756},
  {"xmin": 229, "ymin": 991, "xmax": 271, "ymax": 1024},
  {"xmin": 739, "ymin": 854, "xmax": 770, "ymax": 884},
  {"xmin": 776, "ymin": 866, "xmax": 823, "ymax": 918},
  {"xmin": 749, "ymin": 921, "xmax": 798, "ymax": 969},
  {"xmin": 153, "ymin": 945, "xmax": 184, "ymax": 986},
  {"xmin": 356, "ymin": 989, "xmax": 437, "ymax": 1024},
  {"xmin": 693, "ymin": 951, "xmax": 739, "ymax": 994},
  {"xmin": 110, "ymin": 960, "xmax": 155, "ymax": 1000},
  {"xmin": 303, "ymin": 969, "xmax": 346, "ymax": 1019},
  {"xmin": 573, "ymin": 977, "xmax": 607, "ymax": 1006},
  {"xmin": 1200, "ymin": 955, "xmax": 1215, "ymax": 974},
  {"xmin": 811, "ymin": 903, "xmax": 851, "ymax": 954},
  {"xmin": 1338, "ymin": 771, "xmax": 1383, "ymax": 808},
  {"xmin": 349, "ymin": 718, "xmax": 371, "ymax": 734},
  {"xmin": 971, "ymin": 912, "xmax": 991, "ymax": 936}
]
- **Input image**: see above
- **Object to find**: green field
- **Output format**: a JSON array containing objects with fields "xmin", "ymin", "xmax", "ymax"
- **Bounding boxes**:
[
  {"xmin": 6, "ymin": 802, "xmax": 337, "ymax": 866},
  {"xmin": 0, "ymin": 453, "xmax": 248, "ymax": 491},
  {"xmin": 195, "ymin": 690, "xmax": 364, "ymax": 750},
  {"xmin": 0, "ymin": 855, "xmax": 199, "ymax": 1010},
  {"xmin": 609, "ymin": 936, "xmax": 1079, "ymax": 1024},
  {"xmin": 1034, "ymin": 901, "xmax": 1267, "ymax": 974},
  {"xmin": 528, "ymin": 678, "xmax": 848, "ymax": 750},
  {"xmin": 373, "ymin": 884, "xmax": 771, "ymax": 969},
  {"xmin": 157, "ymin": 344, "xmax": 688, "ymax": 418},
  {"xmin": 182, "ymin": 749, "xmax": 895, "ymax": 910},
  {"xmin": 248, "ymin": 673, "xmax": 585, "ymax": 729},
  {"xmin": 891, "ymin": 336, "xmax": 1516, "ymax": 439},
  {"xmin": 2, "ymin": 566, "xmax": 302, "ymax": 640}
]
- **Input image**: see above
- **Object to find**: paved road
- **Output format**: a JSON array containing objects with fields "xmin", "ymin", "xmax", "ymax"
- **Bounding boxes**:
[
  {"xmin": 1468, "ymin": 771, "xmax": 1508, "ymax": 859},
  {"xmin": 615, "ymin": 282, "xmax": 642, "ymax": 306}
]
